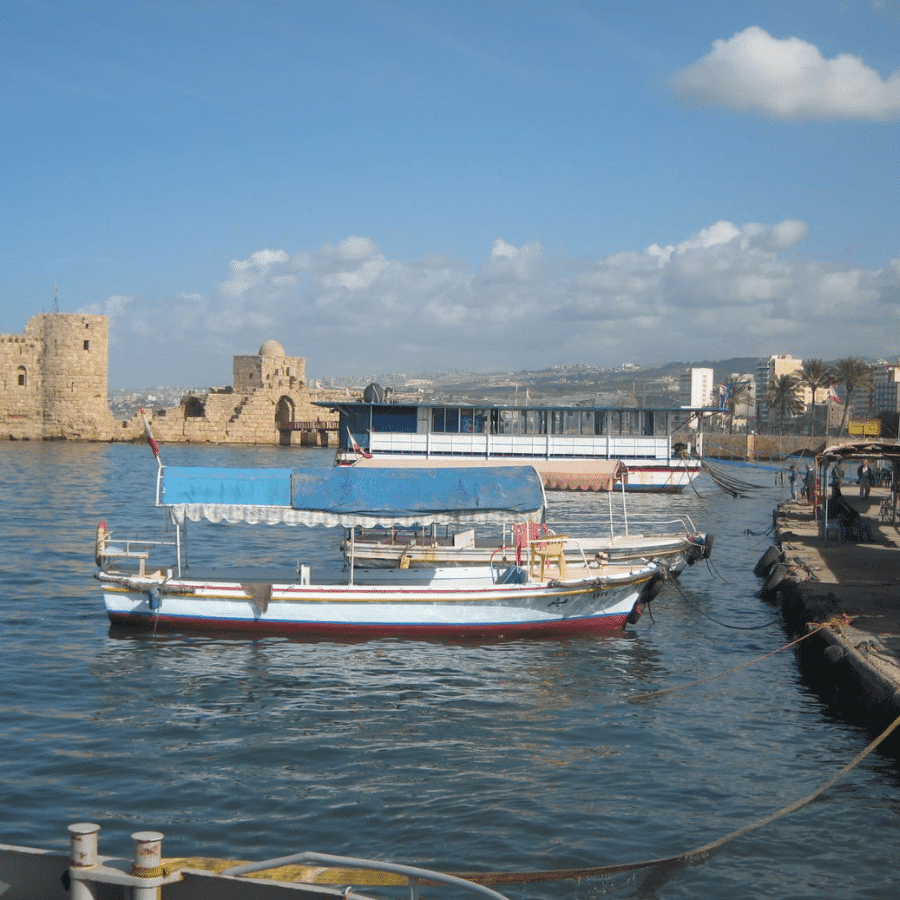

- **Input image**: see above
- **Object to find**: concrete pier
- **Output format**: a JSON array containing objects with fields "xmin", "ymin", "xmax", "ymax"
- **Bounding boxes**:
[{"xmin": 760, "ymin": 482, "xmax": 900, "ymax": 727}]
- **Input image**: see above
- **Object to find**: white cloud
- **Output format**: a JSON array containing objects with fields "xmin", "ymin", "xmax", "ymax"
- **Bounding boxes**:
[
  {"xmin": 221, "ymin": 249, "xmax": 290, "ymax": 299},
  {"xmin": 490, "ymin": 239, "xmax": 519, "ymax": 259},
  {"xmin": 102, "ymin": 224, "xmax": 900, "ymax": 387},
  {"xmin": 672, "ymin": 26, "xmax": 900, "ymax": 121}
]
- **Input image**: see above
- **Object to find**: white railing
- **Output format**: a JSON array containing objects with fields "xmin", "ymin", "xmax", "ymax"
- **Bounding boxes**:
[
  {"xmin": 225, "ymin": 851, "xmax": 512, "ymax": 900},
  {"xmin": 369, "ymin": 432, "xmax": 675, "ymax": 460}
]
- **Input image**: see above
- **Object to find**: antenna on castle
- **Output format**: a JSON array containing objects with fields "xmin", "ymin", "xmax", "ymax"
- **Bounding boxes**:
[{"xmin": 53, "ymin": 283, "xmax": 59, "ymax": 313}]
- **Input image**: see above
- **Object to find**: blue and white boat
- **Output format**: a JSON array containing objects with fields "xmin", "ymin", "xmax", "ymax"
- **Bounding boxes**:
[
  {"xmin": 317, "ymin": 397, "xmax": 707, "ymax": 492},
  {"xmin": 96, "ymin": 464, "xmax": 664, "ymax": 638}
]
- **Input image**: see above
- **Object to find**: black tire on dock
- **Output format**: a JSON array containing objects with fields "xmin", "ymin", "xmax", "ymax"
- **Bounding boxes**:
[
  {"xmin": 753, "ymin": 545, "xmax": 782, "ymax": 578},
  {"xmin": 762, "ymin": 563, "xmax": 789, "ymax": 594}
]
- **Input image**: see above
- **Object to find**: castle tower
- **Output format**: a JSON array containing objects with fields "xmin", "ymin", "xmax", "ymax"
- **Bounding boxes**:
[
  {"xmin": 0, "ymin": 321, "xmax": 43, "ymax": 438},
  {"xmin": 34, "ymin": 313, "xmax": 113, "ymax": 438}
]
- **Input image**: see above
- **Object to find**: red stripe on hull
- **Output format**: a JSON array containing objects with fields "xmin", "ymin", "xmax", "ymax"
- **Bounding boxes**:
[{"xmin": 107, "ymin": 607, "xmax": 640, "ymax": 639}]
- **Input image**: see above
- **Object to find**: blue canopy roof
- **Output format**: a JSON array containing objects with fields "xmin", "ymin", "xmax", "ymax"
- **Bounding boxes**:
[{"xmin": 160, "ymin": 465, "xmax": 546, "ymax": 527}]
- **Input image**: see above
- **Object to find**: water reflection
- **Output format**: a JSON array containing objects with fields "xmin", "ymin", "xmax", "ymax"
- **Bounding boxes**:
[{"xmin": 2, "ymin": 442, "xmax": 899, "ymax": 898}]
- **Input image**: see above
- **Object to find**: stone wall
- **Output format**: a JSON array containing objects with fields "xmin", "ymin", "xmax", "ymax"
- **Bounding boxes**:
[
  {"xmin": 130, "ymin": 339, "xmax": 339, "ymax": 447},
  {"xmin": 1, "ymin": 316, "xmax": 340, "ymax": 446},
  {"xmin": 702, "ymin": 432, "xmax": 827, "ymax": 461}
]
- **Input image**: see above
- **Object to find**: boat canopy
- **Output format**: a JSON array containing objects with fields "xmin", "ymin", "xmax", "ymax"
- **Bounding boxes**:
[
  {"xmin": 159, "ymin": 465, "xmax": 546, "ymax": 528},
  {"xmin": 817, "ymin": 441, "xmax": 900, "ymax": 463}
]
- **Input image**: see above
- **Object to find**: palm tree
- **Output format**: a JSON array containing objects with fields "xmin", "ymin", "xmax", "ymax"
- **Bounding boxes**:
[
  {"xmin": 800, "ymin": 358, "xmax": 835, "ymax": 437},
  {"xmin": 832, "ymin": 357, "xmax": 874, "ymax": 436},
  {"xmin": 765, "ymin": 374, "xmax": 804, "ymax": 434},
  {"xmin": 723, "ymin": 377, "xmax": 753, "ymax": 433}
]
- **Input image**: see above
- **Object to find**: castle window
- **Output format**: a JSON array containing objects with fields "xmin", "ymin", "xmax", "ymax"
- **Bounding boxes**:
[
  {"xmin": 183, "ymin": 396, "xmax": 205, "ymax": 418},
  {"xmin": 83, "ymin": 340, "xmax": 90, "ymax": 350},
  {"xmin": 17, "ymin": 366, "xmax": 26, "ymax": 386}
]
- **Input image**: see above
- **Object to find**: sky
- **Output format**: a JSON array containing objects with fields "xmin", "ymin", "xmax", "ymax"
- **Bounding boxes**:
[{"xmin": 3, "ymin": 0, "xmax": 900, "ymax": 389}]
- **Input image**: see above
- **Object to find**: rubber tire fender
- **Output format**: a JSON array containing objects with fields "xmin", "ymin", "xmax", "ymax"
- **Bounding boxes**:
[{"xmin": 753, "ymin": 545, "xmax": 781, "ymax": 578}]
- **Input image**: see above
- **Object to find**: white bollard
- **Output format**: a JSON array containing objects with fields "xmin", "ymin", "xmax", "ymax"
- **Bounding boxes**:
[
  {"xmin": 132, "ymin": 830, "xmax": 166, "ymax": 900},
  {"xmin": 68, "ymin": 823, "xmax": 100, "ymax": 900}
]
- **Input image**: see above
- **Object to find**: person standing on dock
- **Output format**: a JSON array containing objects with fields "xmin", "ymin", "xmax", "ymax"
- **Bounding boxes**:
[
  {"xmin": 802, "ymin": 465, "xmax": 814, "ymax": 503},
  {"xmin": 788, "ymin": 465, "xmax": 798, "ymax": 501},
  {"xmin": 858, "ymin": 460, "xmax": 873, "ymax": 499}
]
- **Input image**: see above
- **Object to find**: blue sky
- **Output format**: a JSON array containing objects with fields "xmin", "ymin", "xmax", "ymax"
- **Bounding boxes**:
[{"xmin": 3, "ymin": 1, "xmax": 899, "ymax": 389}]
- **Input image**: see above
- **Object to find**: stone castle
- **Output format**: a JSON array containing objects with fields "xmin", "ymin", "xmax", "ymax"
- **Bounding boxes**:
[{"xmin": 1, "ymin": 313, "xmax": 343, "ymax": 446}]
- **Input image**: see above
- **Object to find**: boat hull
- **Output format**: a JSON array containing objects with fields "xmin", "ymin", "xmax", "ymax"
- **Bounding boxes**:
[{"xmin": 99, "ymin": 566, "xmax": 657, "ymax": 638}]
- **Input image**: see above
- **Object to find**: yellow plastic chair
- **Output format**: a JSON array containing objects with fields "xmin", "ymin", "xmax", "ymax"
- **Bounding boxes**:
[{"xmin": 529, "ymin": 535, "xmax": 569, "ymax": 580}]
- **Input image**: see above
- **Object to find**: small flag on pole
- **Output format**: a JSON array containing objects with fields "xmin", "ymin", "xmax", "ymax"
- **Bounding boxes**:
[
  {"xmin": 139, "ymin": 406, "xmax": 161, "ymax": 463},
  {"xmin": 347, "ymin": 427, "xmax": 372, "ymax": 459}
]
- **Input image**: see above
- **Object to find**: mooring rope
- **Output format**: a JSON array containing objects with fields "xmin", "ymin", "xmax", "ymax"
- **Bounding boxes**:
[
  {"xmin": 628, "ymin": 625, "xmax": 826, "ymax": 702},
  {"xmin": 700, "ymin": 458, "xmax": 772, "ymax": 497},
  {"xmin": 661, "ymin": 568, "xmax": 782, "ymax": 629},
  {"xmin": 158, "ymin": 624, "xmax": 900, "ymax": 891},
  {"xmin": 452, "ymin": 709, "xmax": 900, "ymax": 887}
]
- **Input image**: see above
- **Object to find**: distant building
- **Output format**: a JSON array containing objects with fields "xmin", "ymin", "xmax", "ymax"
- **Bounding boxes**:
[
  {"xmin": 679, "ymin": 367, "xmax": 714, "ymax": 407},
  {"xmin": 873, "ymin": 362, "xmax": 900, "ymax": 414},
  {"xmin": 755, "ymin": 355, "xmax": 814, "ymax": 430},
  {"xmin": 145, "ymin": 339, "xmax": 344, "ymax": 446}
]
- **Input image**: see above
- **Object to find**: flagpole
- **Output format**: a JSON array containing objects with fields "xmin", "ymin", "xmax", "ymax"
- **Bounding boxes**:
[{"xmin": 139, "ymin": 407, "xmax": 163, "ymax": 470}]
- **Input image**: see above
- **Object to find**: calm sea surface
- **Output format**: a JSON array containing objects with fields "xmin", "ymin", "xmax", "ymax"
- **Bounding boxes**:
[{"xmin": 2, "ymin": 442, "xmax": 899, "ymax": 899}]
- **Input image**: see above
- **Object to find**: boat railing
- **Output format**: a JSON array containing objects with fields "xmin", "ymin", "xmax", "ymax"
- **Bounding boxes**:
[
  {"xmin": 57, "ymin": 823, "xmax": 512, "ymax": 900},
  {"xmin": 222, "ymin": 850, "xmax": 511, "ymax": 900},
  {"xmin": 607, "ymin": 514, "xmax": 699, "ymax": 537},
  {"xmin": 96, "ymin": 526, "xmax": 177, "ymax": 576}
]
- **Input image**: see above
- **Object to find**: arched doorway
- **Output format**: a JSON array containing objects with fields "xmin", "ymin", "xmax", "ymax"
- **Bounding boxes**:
[
  {"xmin": 276, "ymin": 396, "xmax": 295, "ymax": 445},
  {"xmin": 275, "ymin": 396, "xmax": 295, "ymax": 426}
]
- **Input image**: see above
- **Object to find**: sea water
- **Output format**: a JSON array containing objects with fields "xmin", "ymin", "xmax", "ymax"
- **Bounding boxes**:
[{"xmin": 1, "ymin": 442, "xmax": 899, "ymax": 900}]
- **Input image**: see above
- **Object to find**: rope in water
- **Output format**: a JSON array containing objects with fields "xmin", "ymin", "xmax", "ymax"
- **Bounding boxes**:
[
  {"xmin": 453, "ymin": 710, "xmax": 900, "ymax": 886},
  {"xmin": 163, "ymin": 622, "xmax": 897, "ymax": 889},
  {"xmin": 165, "ymin": 704, "xmax": 899, "ymax": 888},
  {"xmin": 661, "ymin": 565, "xmax": 783, "ymax": 629},
  {"xmin": 628, "ymin": 624, "xmax": 827, "ymax": 702}
]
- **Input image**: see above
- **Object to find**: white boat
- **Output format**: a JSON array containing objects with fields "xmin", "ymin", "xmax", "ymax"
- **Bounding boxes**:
[
  {"xmin": 340, "ymin": 475, "xmax": 713, "ymax": 574},
  {"xmin": 316, "ymin": 395, "xmax": 709, "ymax": 492},
  {"xmin": 96, "ymin": 464, "xmax": 665, "ymax": 639},
  {"xmin": 341, "ymin": 522, "xmax": 711, "ymax": 574}
]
